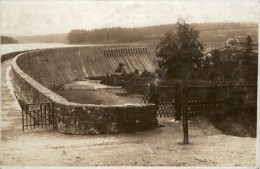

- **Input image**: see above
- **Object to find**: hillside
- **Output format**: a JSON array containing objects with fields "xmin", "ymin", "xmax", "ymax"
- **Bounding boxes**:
[
  {"xmin": 68, "ymin": 22, "xmax": 258, "ymax": 44},
  {"xmin": 11, "ymin": 22, "xmax": 258, "ymax": 44}
]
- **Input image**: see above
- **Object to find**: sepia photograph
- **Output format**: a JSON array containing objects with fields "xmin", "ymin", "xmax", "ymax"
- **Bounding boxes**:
[{"xmin": 0, "ymin": 0, "xmax": 259, "ymax": 168}]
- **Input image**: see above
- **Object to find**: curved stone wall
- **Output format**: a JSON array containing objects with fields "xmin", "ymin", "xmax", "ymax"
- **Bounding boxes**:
[
  {"xmin": 1, "ymin": 50, "xmax": 31, "ymax": 63},
  {"xmin": 16, "ymin": 45, "xmax": 156, "ymax": 89},
  {"xmin": 11, "ymin": 46, "xmax": 158, "ymax": 134}
]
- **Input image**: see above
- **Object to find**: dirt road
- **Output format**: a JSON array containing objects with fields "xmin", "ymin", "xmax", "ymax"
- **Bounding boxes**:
[{"xmin": 0, "ymin": 59, "xmax": 257, "ymax": 166}]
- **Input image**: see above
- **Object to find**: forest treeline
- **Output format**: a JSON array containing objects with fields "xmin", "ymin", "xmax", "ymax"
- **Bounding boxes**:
[
  {"xmin": 1, "ymin": 36, "xmax": 18, "ymax": 44},
  {"xmin": 67, "ymin": 22, "xmax": 258, "ymax": 44}
]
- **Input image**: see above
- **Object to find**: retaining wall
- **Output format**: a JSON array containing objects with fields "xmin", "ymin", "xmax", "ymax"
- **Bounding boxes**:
[{"xmin": 11, "ymin": 46, "xmax": 158, "ymax": 134}]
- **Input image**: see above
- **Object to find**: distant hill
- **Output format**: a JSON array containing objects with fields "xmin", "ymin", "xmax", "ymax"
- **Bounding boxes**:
[
  {"xmin": 68, "ymin": 22, "xmax": 258, "ymax": 44},
  {"xmin": 15, "ymin": 33, "xmax": 68, "ymax": 43},
  {"xmin": 10, "ymin": 22, "xmax": 258, "ymax": 44},
  {"xmin": 1, "ymin": 36, "xmax": 19, "ymax": 44}
]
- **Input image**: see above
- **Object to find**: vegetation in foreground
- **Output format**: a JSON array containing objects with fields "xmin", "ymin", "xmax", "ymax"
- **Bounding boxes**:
[
  {"xmin": 206, "ymin": 104, "xmax": 257, "ymax": 137},
  {"xmin": 100, "ymin": 69, "xmax": 155, "ymax": 95},
  {"xmin": 156, "ymin": 19, "xmax": 257, "ymax": 137},
  {"xmin": 101, "ymin": 20, "xmax": 257, "ymax": 92},
  {"xmin": 100, "ymin": 19, "xmax": 257, "ymax": 137}
]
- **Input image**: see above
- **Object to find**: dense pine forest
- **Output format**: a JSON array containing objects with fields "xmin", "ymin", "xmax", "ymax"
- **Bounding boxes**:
[
  {"xmin": 1, "ymin": 36, "xmax": 19, "ymax": 44},
  {"xmin": 67, "ymin": 22, "xmax": 258, "ymax": 44}
]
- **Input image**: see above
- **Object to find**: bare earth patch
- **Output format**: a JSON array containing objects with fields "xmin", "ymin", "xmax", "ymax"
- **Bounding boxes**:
[
  {"xmin": 0, "ymin": 116, "xmax": 256, "ymax": 166},
  {"xmin": 55, "ymin": 84, "xmax": 142, "ymax": 105}
]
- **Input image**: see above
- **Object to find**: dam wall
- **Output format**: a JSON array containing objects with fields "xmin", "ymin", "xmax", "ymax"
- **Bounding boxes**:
[
  {"xmin": 11, "ymin": 46, "xmax": 158, "ymax": 134},
  {"xmin": 1, "ymin": 50, "xmax": 31, "ymax": 63},
  {"xmin": 16, "ymin": 45, "xmax": 156, "ymax": 89}
]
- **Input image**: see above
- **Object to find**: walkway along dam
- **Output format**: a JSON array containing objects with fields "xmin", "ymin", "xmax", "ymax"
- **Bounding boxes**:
[{"xmin": 8, "ymin": 45, "xmax": 158, "ymax": 134}]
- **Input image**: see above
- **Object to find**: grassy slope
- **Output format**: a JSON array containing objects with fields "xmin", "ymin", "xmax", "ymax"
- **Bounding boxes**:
[{"xmin": 55, "ymin": 88, "xmax": 142, "ymax": 105}]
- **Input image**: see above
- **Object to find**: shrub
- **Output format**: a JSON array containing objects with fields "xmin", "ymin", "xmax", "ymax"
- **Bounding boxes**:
[
  {"xmin": 100, "ymin": 70, "xmax": 155, "ymax": 95},
  {"xmin": 123, "ymin": 75, "xmax": 154, "ymax": 94}
]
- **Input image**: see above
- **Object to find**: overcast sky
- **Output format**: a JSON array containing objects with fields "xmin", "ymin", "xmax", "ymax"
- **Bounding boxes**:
[{"xmin": 0, "ymin": 0, "xmax": 259, "ymax": 36}]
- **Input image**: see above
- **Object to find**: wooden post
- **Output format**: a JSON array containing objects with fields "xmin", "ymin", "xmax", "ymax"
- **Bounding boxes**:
[
  {"xmin": 182, "ymin": 65, "xmax": 189, "ymax": 144},
  {"xmin": 26, "ymin": 105, "xmax": 28, "ymax": 129},
  {"xmin": 182, "ymin": 79, "xmax": 189, "ymax": 144},
  {"xmin": 174, "ymin": 81, "xmax": 182, "ymax": 120},
  {"xmin": 22, "ymin": 105, "xmax": 24, "ymax": 131},
  {"xmin": 52, "ymin": 103, "xmax": 55, "ymax": 129},
  {"xmin": 40, "ymin": 104, "xmax": 43, "ymax": 128}
]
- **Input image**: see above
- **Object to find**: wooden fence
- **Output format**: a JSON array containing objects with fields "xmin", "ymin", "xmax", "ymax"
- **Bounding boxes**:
[
  {"xmin": 141, "ymin": 80, "xmax": 257, "ymax": 118},
  {"xmin": 141, "ymin": 80, "xmax": 257, "ymax": 144}
]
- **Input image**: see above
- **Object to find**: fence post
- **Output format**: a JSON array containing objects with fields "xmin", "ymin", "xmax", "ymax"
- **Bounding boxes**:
[
  {"xmin": 182, "ymin": 79, "xmax": 189, "ymax": 144},
  {"xmin": 175, "ymin": 81, "xmax": 182, "ymax": 120},
  {"xmin": 52, "ymin": 103, "xmax": 56, "ymax": 129},
  {"xmin": 22, "ymin": 105, "xmax": 24, "ymax": 131}
]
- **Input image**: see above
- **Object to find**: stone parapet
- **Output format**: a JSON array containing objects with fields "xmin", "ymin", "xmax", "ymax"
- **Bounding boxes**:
[{"xmin": 11, "ymin": 48, "xmax": 158, "ymax": 134}]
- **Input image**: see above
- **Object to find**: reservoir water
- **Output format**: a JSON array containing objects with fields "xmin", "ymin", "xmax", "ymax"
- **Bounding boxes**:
[
  {"xmin": 1, "ymin": 43, "xmax": 96, "ymax": 55},
  {"xmin": 0, "ymin": 42, "xmax": 144, "ymax": 55}
]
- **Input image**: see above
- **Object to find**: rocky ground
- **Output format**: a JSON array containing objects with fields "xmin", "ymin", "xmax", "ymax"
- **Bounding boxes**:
[{"xmin": 1, "ymin": 59, "xmax": 257, "ymax": 167}]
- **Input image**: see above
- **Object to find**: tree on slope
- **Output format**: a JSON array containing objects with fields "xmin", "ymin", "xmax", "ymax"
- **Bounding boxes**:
[
  {"xmin": 155, "ymin": 19, "xmax": 204, "ymax": 142},
  {"xmin": 208, "ymin": 49, "xmax": 221, "ymax": 80},
  {"xmin": 155, "ymin": 18, "xmax": 204, "ymax": 80},
  {"xmin": 240, "ymin": 35, "xmax": 257, "ymax": 81}
]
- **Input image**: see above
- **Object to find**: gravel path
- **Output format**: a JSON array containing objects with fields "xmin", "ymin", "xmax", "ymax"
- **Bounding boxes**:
[{"xmin": 0, "ymin": 59, "xmax": 257, "ymax": 167}]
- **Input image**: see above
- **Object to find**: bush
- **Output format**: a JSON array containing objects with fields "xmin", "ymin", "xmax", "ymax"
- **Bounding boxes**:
[
  {"xmin": 100, "ymin": 71, "xmax": 155, "ymax": 95},
  {"xmin": 123, "ymin": 75, "xmax": 154, "ymax": 94},
  {"xmin": 100, "ymin": 75, "xmax": 124, "ymax": 86}
]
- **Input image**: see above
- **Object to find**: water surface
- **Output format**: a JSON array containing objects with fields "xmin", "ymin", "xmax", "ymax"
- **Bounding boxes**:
[{"xmin": 1, "ymin": 43, "xmax": 105, "ymax": 55}]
